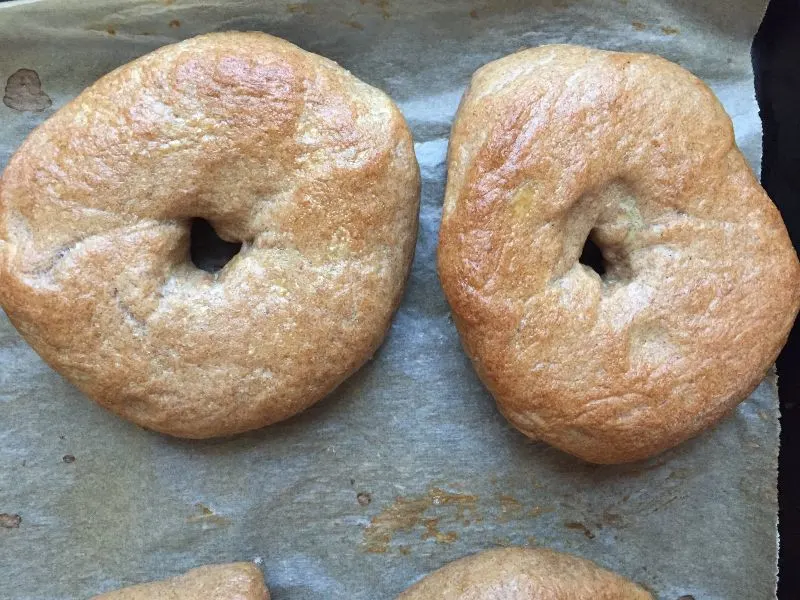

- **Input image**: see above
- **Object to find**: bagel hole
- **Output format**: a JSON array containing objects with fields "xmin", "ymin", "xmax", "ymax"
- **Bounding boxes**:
[
  {"xmin": 579, "ymin": 236, "xmax": 606, "ymax": 276},
  {"xmin": 189, "ymin": 218, "xmax": 242, "ymax": 273}
]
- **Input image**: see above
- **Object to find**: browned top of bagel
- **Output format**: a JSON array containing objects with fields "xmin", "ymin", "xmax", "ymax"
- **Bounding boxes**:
[
  {"xmin": 397, "ymin": 547, "xmax": 652, "ymax": 599},
  {"xmin": 91, "ymin": 562, "xmax": 269, "ymax": 600},
  {"xmin": 0, "ymin": 32, "xmax": 419, "ymax": 438},
  {"xmin": 438, "ymin": 45, "xmax": 800, "ymax": 463}
]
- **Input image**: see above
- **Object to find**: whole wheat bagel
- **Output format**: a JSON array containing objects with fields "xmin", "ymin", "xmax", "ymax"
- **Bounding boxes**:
[
  {"xmin": 91, "ymin": 562, "xmax": 269, "ymax": 600},
  {"xmin": 0, "ymin": 32, "xmax": 419, "ymax": 438},
  {"xmin": 397, "ymin": 547, "xmax": 651, "ymax": 599},
  {"xmin": 438, "ymin": 45, "xmax": 800, "ymax": 463}
]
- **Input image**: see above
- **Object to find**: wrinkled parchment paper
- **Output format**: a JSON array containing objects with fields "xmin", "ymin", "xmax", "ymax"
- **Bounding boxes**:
[{"xmin": 0, "ymin": 1, "xmax": 776, "ymax": 598}]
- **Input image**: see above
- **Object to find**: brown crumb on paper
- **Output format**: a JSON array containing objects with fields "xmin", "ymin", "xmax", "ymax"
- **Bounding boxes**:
[
  {"xmin": 0, "ymin": 513, "xmax": 21, "ymax": 529},
  {"xmin": 3, "ymin": 69, "xmax": 52, "ymax": 112},
  {"xmin": 106, "ymin": 26, "xmax": 116, "ymax": 35},
  {"xmin": 661, "ymin": 25, "xmax": 679, "ymax": 35},
  {"xmin": 169, "ymin": 19, "xmax": 181, "ymax": 28},
  {"xmin": 357, "ymin": 491, "xmax": 372, "ymax": 506},
  {"xmin": 469, "ymin": 9, "xmax": 478, "ymax": 19},
  {"xmin": 632, "ymin": 21, "xmax": 647, "ymax": 31},
  {"xmin": 187, "ymin": 503, "xmax": 231, "ymax": 528},
  {"xmin": 62, "ymin": 454, "xmax": 75, "ymax": 464}
]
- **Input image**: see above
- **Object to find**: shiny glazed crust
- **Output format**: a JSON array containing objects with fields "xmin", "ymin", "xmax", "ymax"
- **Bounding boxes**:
[
  {"xmin": 0, "ymin": 32, "xmax": 420, "ymax": 438},
  {"xmin": 91, "ymin": 562, "xmax": 269, "ymax": 600},
  {"xmin": 397, "ymin": 547, "xmax": 652, "ymax": 599},
  {"xmin": 438, "ymin": 45, "xmax": 800, "ymax": 463}
]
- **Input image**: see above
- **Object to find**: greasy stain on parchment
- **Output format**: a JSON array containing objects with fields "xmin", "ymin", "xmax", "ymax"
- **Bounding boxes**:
[
  {"xmin": 362, "ymin": 487, "xmax": 556, "ymax": 553},
  {"xmin": 362, "ymin": 487, "xmax": 477, "ymax": 553},
  {"xmin": 3, "ymin": 69, "xmax": 52, "ymax": 112}
]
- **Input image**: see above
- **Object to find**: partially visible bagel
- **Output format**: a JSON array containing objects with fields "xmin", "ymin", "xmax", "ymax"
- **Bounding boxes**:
[
  {"xmin": 397, "ymin": 547, "xmax": 651, "ymax": 599},
  {"xmin": 0, "ymin": 32, "xmax": 419, "ymax": 438},
  {"xmin": 438, "ymin": 44, "xmax": 800, "ymax": 463},
  {"xmin": 91, "ymin": 562, "xmax": 269, "ymax": 600}
]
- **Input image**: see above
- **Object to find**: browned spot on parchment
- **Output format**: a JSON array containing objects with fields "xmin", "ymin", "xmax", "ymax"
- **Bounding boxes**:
[
  {"xmin": 357, "ymin": 491, "xmax": 372, "ymax": 506},
  {"xmin": 497, "ymin": 494, "xmax": 523, "ymax": 522},
  {"xmin": 106, "ymin": 26, "xmax": 116, "ymax": 35},
  {"xmin": 527, "ymin": 505, "xmax": 555, "ymax": 518},
  {"xmin": 661, "ymin": 25, "xmax": 679, "ymax": 35},
  {"xmin": 469, "ymin": 9, "xmax": 479, "ymax": 19},
  {"xmin": 632, "ymin": 20, "xmax": 647, "ymax": 31},
  {"xmin": 169, "ymin": 19, "xmax": 181, "ymax": 28},
  {"xmin": 187, "ymin": 503, "xmax": 231, "ymax": 528},
  {"xmin": 3, "ymin": 69, "xmax": 52, "ymax": 112},
  {"xmin": 360, "ymin": 0, "xmax": 391, "ymax": 19},
  {"xmin": 341, "ymin": 20, "xmax": 365, "ymax": 30},
  {"xmin": 362, "ymin": 487, "xmax": 477, "ymax": 553},
  {"xmin": 287, "ymin": 2, "xmax": 313, "ymax": 14},
  {"xmin": 421, "ymin": 517, "xmax": 459, "ymax": 544},
  {"xmin": 564, "ymin": 520, "xmax": 595, "ymax": 539},
  {"xmin": 0, "ymin": 513, "xmax": 21, "ymax": 529},
  {"xmin": 62, "ymin": 454, "xmax": 76, "ymax": 464}
]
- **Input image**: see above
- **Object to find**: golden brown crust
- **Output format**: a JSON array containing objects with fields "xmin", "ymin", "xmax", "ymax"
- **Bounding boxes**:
[
  {"xmin": 0, "ymin": 32, "xmax": 419, "ymax": 438},
  {"xmin": 397, "ymin": 547, "xmax": 652, "ymax": 599},
  {"xmin": 91, "ymin": 562, "xmax": 269, "ymax": 600},
  {"xmin": 438, "ymin": 45, "xmax": 800, "ymax": 463}
]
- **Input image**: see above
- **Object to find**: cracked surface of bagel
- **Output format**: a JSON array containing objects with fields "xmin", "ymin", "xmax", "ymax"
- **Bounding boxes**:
[
  {"xmin": 438, "ymin": 45, "xmax": 800, "ymax": 463},
  {"xmin": 0, "ymin": 32, "xmax": 420, "ymax": 438}
]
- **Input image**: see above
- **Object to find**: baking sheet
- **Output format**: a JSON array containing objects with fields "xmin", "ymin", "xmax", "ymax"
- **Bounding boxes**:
[{"xmin": 0, "ymin": 0, "xmax": 776, "ymax": 598}]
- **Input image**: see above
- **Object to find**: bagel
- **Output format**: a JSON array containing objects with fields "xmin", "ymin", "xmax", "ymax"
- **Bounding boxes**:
[
  {"xmin": 0, "ymin": 32, "xmax": 419, "ymax": 438},
  {"xmin": 397, "ymin": 547, "xmax": 651, "ymax": 599},
  {"xmin": 438, "ymin": 45, "xmax": 800, "ymax": 463},
  {"xmin": 91, "ymin": 562, "xmax": 269, "ymax": 599}
]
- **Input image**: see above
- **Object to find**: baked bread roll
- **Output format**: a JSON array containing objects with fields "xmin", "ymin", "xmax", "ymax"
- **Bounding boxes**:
[
  {"xmin": 0, "ymin": 32, "xmax": 419, "ymax": 438},
  {"xmin": 438, "ymin": 44, "xmax": 800, "ymax": 463},
  {"xmin": 397, "ymin": 547, "xmax": 651, "ymax": 599},
  {"xmin": 91, "ymin": 562, "xmax": 269, "ymax": 600}
]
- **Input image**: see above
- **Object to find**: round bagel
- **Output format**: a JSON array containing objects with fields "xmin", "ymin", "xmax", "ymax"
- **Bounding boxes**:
[
  {"xmin": 438, "ymin": 45, "xmax": 800, "ymax": 463},
  {"xmin": 0, "ymin": 32, "xmax": 419, "ymax": 438},
  {"xmin": 91, "ymin": 562, "xmax": 269, "ymax": 599},
  {"xmin": 397, "ymin": 547, "xmax": 651, "ymax": 599}
]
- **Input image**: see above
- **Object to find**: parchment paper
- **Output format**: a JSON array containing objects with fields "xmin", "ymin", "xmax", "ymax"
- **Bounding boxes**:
[{"xmin": 0, "ymin": 1, "xmax": 776, "ymax": 598}]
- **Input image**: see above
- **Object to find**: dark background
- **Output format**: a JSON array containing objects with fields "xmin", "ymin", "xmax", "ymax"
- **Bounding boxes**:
[{"xmin": 753, "ymin": 0, "xmax": 800, "ymax": 597}]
